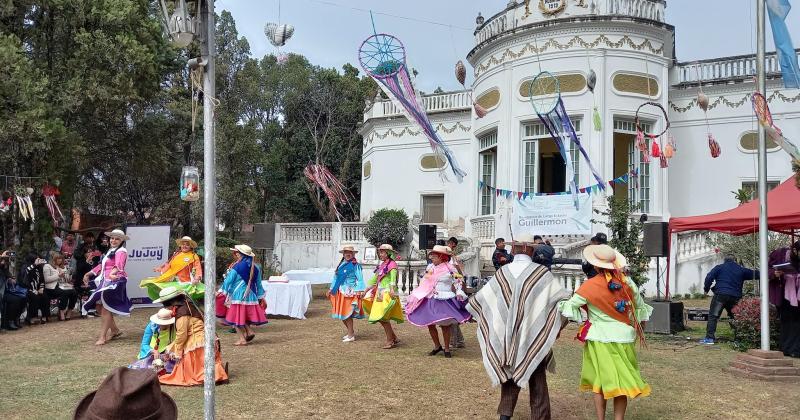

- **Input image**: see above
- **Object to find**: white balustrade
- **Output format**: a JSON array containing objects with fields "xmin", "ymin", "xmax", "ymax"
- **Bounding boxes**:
[
  {"xmin": 367, "ymin": 90, "xmax": 472, "ymax": 120},
  {"xmin": 470, "ymin": 214, "xmax": 496, "ymax": 241},
  {"xmin": 606, "ymin": 0, "xmax": 665, "ymax": 22},
  {"xmin": 279, "ymin": 223, "xmax": 333, "ymax": 242},
  {"xmin": 676, "ymin": 230, "xmax": 715, "ymax": 262},
  {"xmin": 675, "ymin": 50, "xmax": 799, "ymax": 85},
  {"xmin": 341, "ymin": 223, "xmax": 367, "ymax": 243},
  {"xmin": 552, "ymin": 267, "xmax": 586, "ymax": 293}
]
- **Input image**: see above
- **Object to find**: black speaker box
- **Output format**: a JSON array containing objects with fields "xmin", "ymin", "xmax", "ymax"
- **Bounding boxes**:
[
  {"xmin": 643, "ymin": 222, "xmax": 669, "ymax": 257},
  {"xmin": 644, "ymin": 301, "xmax": 685, "ymax": 334},
  {"xmin": 419, "ymin": 224, "xmax": 437, "ymax": 250}
]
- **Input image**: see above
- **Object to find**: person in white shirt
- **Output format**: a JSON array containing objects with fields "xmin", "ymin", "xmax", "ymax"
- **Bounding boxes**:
[{"xmin": 43, "ymin": 252, "xmax": 78, "ymax": 320}]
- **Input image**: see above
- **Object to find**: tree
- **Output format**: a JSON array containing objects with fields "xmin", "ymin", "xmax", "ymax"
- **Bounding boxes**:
[{"xmin": 593, "ymin": 196, "xmax": 650, "ymax": 286}]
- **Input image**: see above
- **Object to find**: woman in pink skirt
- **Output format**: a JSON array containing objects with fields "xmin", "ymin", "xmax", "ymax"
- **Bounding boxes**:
[{"xmin": 216, "ymin": 244, "xmax": 267, "ymax": 346}]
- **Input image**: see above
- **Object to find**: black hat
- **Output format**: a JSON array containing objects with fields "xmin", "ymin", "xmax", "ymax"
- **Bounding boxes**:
[{"xmin": 591, "ymin": 233, "xmax": 608, "ymax": 245}]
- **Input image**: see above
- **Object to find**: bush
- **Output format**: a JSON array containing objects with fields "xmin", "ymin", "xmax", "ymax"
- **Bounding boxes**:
[
  {"xmin": 683, "ymin": 293, "xmax": 692, "ymax": 300},
  {"xmin": 729, "ymin": 297, "xmax": 780, "ymax": 351},
  {"xmin": 364, "ymin": 208, "xmax": 409, "ymax": 248}
]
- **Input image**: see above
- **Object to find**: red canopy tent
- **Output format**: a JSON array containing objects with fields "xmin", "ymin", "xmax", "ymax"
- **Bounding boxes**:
[{"xmin": 666, "ymin": 177, "xmax": 800, "ymax": 297}]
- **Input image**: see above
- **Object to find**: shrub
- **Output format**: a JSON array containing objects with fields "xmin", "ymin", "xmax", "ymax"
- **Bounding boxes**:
[
  {"xmin": 364, "ymin": 208, "xmax": 409, "ymax": 249},
  {"xmin": 683, "ymin": 293, "xmax": 692, "ymax": 300},
  {"xmin": 729, "ymin": 297, "xmax": 780, "ymax": 351}
]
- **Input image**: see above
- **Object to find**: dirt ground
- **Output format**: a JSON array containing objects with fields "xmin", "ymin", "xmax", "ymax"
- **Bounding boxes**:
[{"xmin": 0, "ymin": 288, "xmax": 798, "ymax": 419}]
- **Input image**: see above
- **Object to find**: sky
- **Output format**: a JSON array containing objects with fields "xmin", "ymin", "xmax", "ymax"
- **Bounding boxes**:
[{"xmin": 215, "ymin": 0, "xmax": 800, "ymax": 92}]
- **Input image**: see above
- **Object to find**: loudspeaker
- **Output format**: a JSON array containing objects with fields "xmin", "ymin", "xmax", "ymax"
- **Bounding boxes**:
[
  {"xmin": 644, "ymin": 301, "xmax": 685, "ymax": 334},
  {"xmin": 419, "ymin": 224, "xmax": 437, "ymax": 250},
  {"xmin": 643, "ymin": 222, "xmax": 669, "ymax": 257},
  {"xmin": 252, "ymin": 223, "xmax": 275, "ymax": 249}
]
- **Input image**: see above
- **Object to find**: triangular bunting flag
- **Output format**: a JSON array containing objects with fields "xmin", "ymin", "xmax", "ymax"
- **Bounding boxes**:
[{"xmin": 517, "ymin": 191, "xmax": 523, "ymax": 200}]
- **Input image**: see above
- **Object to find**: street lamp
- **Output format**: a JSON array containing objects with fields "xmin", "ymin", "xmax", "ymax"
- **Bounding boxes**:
[{"xmin": 158, "ymin": 2, "xmax": 218, "ymax": 419}]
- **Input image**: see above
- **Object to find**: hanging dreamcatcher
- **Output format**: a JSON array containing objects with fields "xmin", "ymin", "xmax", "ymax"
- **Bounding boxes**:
[
  {"xmin": 530, "ymin": 71, "xmax": 605, "ymax": 206},
  {"xmin": 264, "ymin": 0, "xmax": 294, "ymax": 65},
  {"xmin": 15, "ymin": 185, "xmax": 34, "ymax": 222},
  {"xmin": 359, "ymin": 28, "xmax": 466, "ymax": 183},
  {"xmin": 635, "ymin": 101, "xmax": 675, "ymax": 168},
  {"xmin": 455, "ymin": 60, "xmax": 487, "ymax": 118},
  {"xmin": 751, "ymin": 89, "xmax": 800, "ymax": 185},
  {"xmin": 695, "ymin": 72, "xmax": 721, "ymax": 158},
  {"xmin": 584, "ymin": 46, "xmax": 602, "ymax": 132},
  {"xmin": 303, "ymin": 163, "xmax": 354, "ymax": 222},
  {"xmin": 42, "ymin": 183, "xmax": 64, "ymax": 224}
]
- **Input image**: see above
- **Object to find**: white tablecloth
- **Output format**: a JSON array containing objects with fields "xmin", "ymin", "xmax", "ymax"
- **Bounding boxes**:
[
  {"xmin": 261, "ymin": 280, "xmax": 312, "ymax": 319},
  {"xmin": 283, "ymin": 268, "xmax": 335, "ymax": 285}
]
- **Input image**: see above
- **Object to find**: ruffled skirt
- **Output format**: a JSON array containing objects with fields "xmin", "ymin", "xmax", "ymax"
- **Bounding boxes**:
[
  {"xmin": 406, "ymin": 297, "xmax": 470, "ymax": 327},
  {"xmin": 215, "ymin": 294, "xmax": 268, "ymax": 327},
  {"xmin": 579, "ymin": 341, "xmax": 651, "ymax": 400},
  {"xmin": 83, "ymin": 277, "xmax": 132, "ymax": 316},
  {"xmin": 129, "ymin": 353, "xmax": 176, "ymax": 374},
  {"xmin": 141, "ymin": 278, "xmax": 205, "ymax": 302},
  {"xmin": 329, "ymin": 292, "xmax": 364, "ymax": 320},
  {"xmin": 362, "ymin": 291, "xmax": 404, "ymax": 324},
  {"xmin": 159, "ymin": 340, "xmax": 228, "ymax": 387}
]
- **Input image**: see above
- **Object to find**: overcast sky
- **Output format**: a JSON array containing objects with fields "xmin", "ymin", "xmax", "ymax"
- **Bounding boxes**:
[{"xmin": 216, "ymin": 0, "xmax": 800, "ymax": 91}]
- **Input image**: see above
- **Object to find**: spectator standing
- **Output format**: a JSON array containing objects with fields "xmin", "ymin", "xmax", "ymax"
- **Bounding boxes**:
[
  {"xmin": 491, "ymin": 238, "xmax": 514, "ymax": 270},
  {"xmin": 532, "ymin": 235, "xmax": 555, "ymax": 270},
  {"xmin": 44, "ymin": 252, "xmax": 78, "ymax": 321},
  {"xmin": 446, "ymin": 237, "xmax": 466, "ymax": 349},
  {"xmin": 699, "ymin": 256, "xmax": 759, "ymax": 345}
]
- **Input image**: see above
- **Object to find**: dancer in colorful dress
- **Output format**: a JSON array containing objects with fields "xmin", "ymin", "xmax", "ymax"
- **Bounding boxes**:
[
  {"xmin": 154, "ymin": 287, "xmax": 228, "ymax": 386},
  {"xmin": 406, "ymin": 245, "xmax": 471, "ymax": 358},
  {"xmin": 327, "ymin": 245, "xmax": 365, "ymax": 342},
  {"xmin": 216, "ymin": 244, "xmax": 267, "ymax": 346},
  {"xmin": 130, "ymin": 308, "xmax": 177, "ymax": 374},
  {"xmin": 362, "ymin": 244, "xmax": 403, "ymax": 349},
  {"xmin": 83, "ymin": 229, "xmax": 133, "ymax": 346},
  {"xmin": 559, "ymin": 244, "xmax": 652, "ymax": 420},
  {"xmin": 140, "ymin": 236, "xmax": 204, "ymax": 302}
]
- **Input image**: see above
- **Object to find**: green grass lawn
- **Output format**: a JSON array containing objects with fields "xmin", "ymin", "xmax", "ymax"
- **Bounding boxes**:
[{"xmin": 0, "ymin": 289, "xmax": 798, "ymax": 419}]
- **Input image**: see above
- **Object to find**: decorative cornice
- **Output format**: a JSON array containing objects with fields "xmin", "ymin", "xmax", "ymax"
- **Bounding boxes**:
[
  {"xmin": 668, "ymin": 90, "xmax": 800, "ymax": 113},
  {"xmin": 474, "ymin": 34, "xmax": 664, "ymax": 77},
  {"xmin": 364, "ymin": 122, "xmax": 472, "ymax": 147}
]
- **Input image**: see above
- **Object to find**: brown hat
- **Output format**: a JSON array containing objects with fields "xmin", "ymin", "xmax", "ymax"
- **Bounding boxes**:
[{"xmin": 74, "ymin": 367, "xmax": 177, "ymax": 420}]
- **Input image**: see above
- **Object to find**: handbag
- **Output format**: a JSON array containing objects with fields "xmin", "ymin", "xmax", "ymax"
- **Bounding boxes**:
[{"xmin": 7, "ymin": 282, "xmax": 28, "ymax": 298}]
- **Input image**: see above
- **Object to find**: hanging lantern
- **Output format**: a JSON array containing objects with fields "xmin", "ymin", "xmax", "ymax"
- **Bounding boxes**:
[
  {"xmin": 180, "ymin": 166, "xmax": 200, "ymax": 201},
  {"xmin": 455, "ymin": 60, "xmax": 467, "ymax": 87},
  {"xmin": 265, "ymin": 23, "xmax": 294, "ymax": 47},
  {"xmin": 159, "ymin": 0, "xmax": 200, "ymax": 48},
  {"xmin": 474, "ymin": 102, "xmax": 488, "ymax": 118},
  {"xmin": 651, "ymin": 141, "xmax": 661, "ymax": 158},
  {"xmin": 708, "ymin": 133, "xmax": 721, "ymax": 158},
  {"xmin": 587, "ymin": 69, "xmax": 597, "ymax": 93},
  {"xmin": 698, "ymin": 92, "xmax": 709, "ymax": 112}
]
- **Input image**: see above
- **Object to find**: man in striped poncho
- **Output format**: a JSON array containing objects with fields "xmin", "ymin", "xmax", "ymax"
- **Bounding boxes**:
[{"xmin": 467, "ymin": 234, "xmax": 570, "ymax": 420}]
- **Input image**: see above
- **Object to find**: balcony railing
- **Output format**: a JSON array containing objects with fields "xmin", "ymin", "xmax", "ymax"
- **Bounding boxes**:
[
  {"xmin": 673, "ymin": 50, "xmax": 800, "ymax": 86},
  {"xmin": 364, "ymin": 90, "xmax": 472, "ymax": 121}
]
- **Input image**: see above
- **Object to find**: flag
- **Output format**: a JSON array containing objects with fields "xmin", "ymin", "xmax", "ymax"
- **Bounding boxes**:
[{"xmin": 767, "ymin": 0, "xmax": 800, "ymax": 88}]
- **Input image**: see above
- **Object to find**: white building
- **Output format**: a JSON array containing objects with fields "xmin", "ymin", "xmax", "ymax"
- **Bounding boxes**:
[{"xmin": 358, "ymin": 0, "xmax": 800, "ymax": 295}]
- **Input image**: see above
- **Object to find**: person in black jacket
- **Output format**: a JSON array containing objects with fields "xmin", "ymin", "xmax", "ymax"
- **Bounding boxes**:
[
  {"xmin": 1, "ymin": 250, "xmax": 26, "ymax": 331},
  {"xmin": 20, "ymin": 253, "xmax": 48, "ymax": 324},
  {"xmin": 582, "ymin": 233, "xmax": 608, "ymax": 278},
  {"xmin": 492, "ymin": 238, "xmax": 514, "ymax": 270},
  {"xmin": 532, "ymin": 236, "xmax": 555, "ymax": 270}
]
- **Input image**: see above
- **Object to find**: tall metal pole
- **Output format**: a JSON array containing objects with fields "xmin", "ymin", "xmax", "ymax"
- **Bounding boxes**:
[
  {"xmin": 201, "ymin": 0, "xmax": 218, "ymax": 418},
  {"xmin": 756, "ymin": 0, "xmax": 770, "ymax": 351}
]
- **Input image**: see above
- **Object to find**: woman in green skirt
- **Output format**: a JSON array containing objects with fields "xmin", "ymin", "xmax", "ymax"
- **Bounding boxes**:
[{"xmin": 560, "ymin": 244, "xmax": 652, "ymax": 420}]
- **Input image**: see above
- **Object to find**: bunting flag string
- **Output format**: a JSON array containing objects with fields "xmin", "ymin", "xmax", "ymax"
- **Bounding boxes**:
[{"xmin": 479, "ymin": 170, "xmax": 638, "ymax": 200}]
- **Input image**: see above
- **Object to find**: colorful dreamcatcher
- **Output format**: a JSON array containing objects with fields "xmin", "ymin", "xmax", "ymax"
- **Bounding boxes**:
[
  {"xmin": 635, "ymin": 101, "xmax": 676, "ymax": 168},
  {"xmin": 264, "ymin": 0, "xmax": 294, "ymax": 64},
  {"xmin": 42, "ymin": 183, "xmax": 64, "ymax": 224},
  {"xmin": 530, "ymin": 71, "xmax": 605, "ymax": 206},
  {"xmin": 751, "ymin": 90, "xmax": 800, "ymax": 185},
  {"xmin": 359, "ymin": 30, "xmax": 466, "ymax": 183},
  {"xmin": 15, "ymin": 185, "xmax": 34, "ymax": 222},
  {"xmin": 303, "ymin": 164, "xmax": 353, "ymax": 221},
  {"xmin": 454, "ymin": 60, "xmax": 487, "ymax": 118}
]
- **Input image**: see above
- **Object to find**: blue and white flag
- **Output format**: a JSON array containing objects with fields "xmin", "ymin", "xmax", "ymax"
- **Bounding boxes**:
[{"xmin": 767, "ymin": 0, "xmax": 800, "ymax": 88}]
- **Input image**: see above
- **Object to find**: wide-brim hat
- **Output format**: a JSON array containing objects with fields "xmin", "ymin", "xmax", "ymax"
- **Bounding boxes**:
[
  {"xmin": 427, "ymin": 244, "xmax": 453, "ymax": 257},
  {"xmin": 152, "ymin": 286, "xmax": 186, "ymax": 304},
  {"xmin": 378, "ymin": 244, "xmax": 398, "ymax": 257},
  {"xmin": 150, "ymin": 308, "xmax": 176, "ymax": 326},
  {"xmin": 583, "ymin": 244, "xmax": 627, "ymax": 270},
  {"xmin": 229, "ymin": 244, "xmax": 255, "ymax": 257},
  {"xmin": 339, "ymin": 245, "xmax": 359, "ymax": 254},
  {"xmin": 512, "ymin": 233, "xmax": 537, "ymax": 245},
  {"xmin": 175, "ymin": 236, "xmax": 198, "ymax": 249},
  {"xmin": 74, "ymin": 368, "xmax": 177, "ymax": 420},
  {"xmin": 104, "ymin": 229, "xmax": 130, "ymax": 241}
]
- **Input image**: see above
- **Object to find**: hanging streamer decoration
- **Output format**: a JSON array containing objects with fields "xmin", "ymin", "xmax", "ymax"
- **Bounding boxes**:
[
  {"xmin": 359, "ymin": 31, "xmax": 467, "ymax": 182},
  {"xmin": 264, "ymin": 0, "xmax": 294, "ymax": 64},
  {"xmin": 455, "ymin": 60, "xmax": 488, "ymax": 119},
  {"xmin": 303, "ymin": 164, "xmax": 354, "ymax": 221},
  {"xmin": 15, "ymin": 185, "xmax": 34, "ymax": 222},
  {"xmin": 696, "ymin": 74, "xmax": 721, "ymax": 158},
  {"xmin": 478, "ymin": 169, "xmax": 639, "ymax": 200},
  {"xmin": 530, "ymin": 71, "xmax": 605, "ymax": 206},
  {"xmin": 42, "ymin": 183, "xmax": 64, "ymax": 224},
  {"xmin": 635, "ymin": 101, "xmax": 675, "ymax": 168},
  {"xmin": 751, "ymin": 89, "xmax": 800, "ymax": 183}
]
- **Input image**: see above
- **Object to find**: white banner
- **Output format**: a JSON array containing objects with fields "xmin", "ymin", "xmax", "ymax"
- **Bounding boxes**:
[
  {"xmin": 125, "ymin": 225, "xmax": 170, "ymax": 307},
  {"xmin": 512, "ymin": 193, "xmax": 592, "ymax": 236}
]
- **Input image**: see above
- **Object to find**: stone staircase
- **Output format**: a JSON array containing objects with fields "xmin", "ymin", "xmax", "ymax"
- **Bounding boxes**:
[{"xmin": 727, "ymin": 350, "xmax": 800, "ymax": 382}]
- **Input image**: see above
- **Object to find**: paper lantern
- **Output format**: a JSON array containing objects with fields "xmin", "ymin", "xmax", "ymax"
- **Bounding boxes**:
[{"xmin": 180, "ymin": 166, "xmax": 200, "ymax": 202}]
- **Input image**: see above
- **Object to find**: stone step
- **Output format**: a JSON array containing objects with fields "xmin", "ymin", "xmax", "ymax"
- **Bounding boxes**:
[
  {"xmin": 735, "ymin": 354, "xmax": 796, "ymax": 367},
  {"xmin": 730, "ymin": 360, "xmax": 800, "ymax": 376},
  {"xmin": 747, "ymin": 349, "xmax": 786, "ymax": 359},
  {"xmin": 726, "ymin": 366, "xmax": 800, "ymax": 382}
]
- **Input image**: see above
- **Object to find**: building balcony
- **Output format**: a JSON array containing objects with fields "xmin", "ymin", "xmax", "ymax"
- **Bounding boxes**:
[
  {"xmin": 363, "ymin": 90, "xmax": 471, "ymax": 123},
  {"xmin": 671, "ymin": 49, "xmax": 800, "ymax": 88}
]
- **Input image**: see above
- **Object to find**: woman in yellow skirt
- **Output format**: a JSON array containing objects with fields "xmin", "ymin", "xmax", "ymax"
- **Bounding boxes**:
[
  {"xmin": 362, "ymin": 244, "xmax": 404, "ymax": 349},
  {"xmin": 327, "ymin": 245, "xmax": 365, "ymax": 342},
  {"xmin": 559, "ymin": 244, "xmax": 652, "ymax": 420}
]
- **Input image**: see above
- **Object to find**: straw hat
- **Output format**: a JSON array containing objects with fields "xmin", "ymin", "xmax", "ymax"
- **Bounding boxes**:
[
  {"xmin": 583, "ymin": 245, "xmax": 627, "ymax": 270},
  {"xmin": 339, "ymin": 245, "xmax": 359, "ymax": 254},
  {"xmin": 149, "ymin": 308, "xmax": 176, "ymax": 326},
  {"xmin": 427, "ymin": 244, "xmax": 453, "ymax": 257},
  {"xmin": 378, "ymin": 244, "xmax": 398, "ymax": 258},
  {"xmin": 175, "ymin": 236, "xmax": 198, "ymax": 249},
  {"xmin": 152, "ymin": 286, "xmax": 185, "ymax": 304},
  {"xmin": 104, "ymin": 229, "xmax": 130, "ymax": 241},
  {"xmin": 73, "ymin": 367, "xmax": 177, "ymax": 420},
  {"xmin": 513, "ymin": 233, "xmax": 536, "ymax": 245},
  {"xmin": 229, "ymin": 244, "xmax": 255, "ymax": 257}
]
